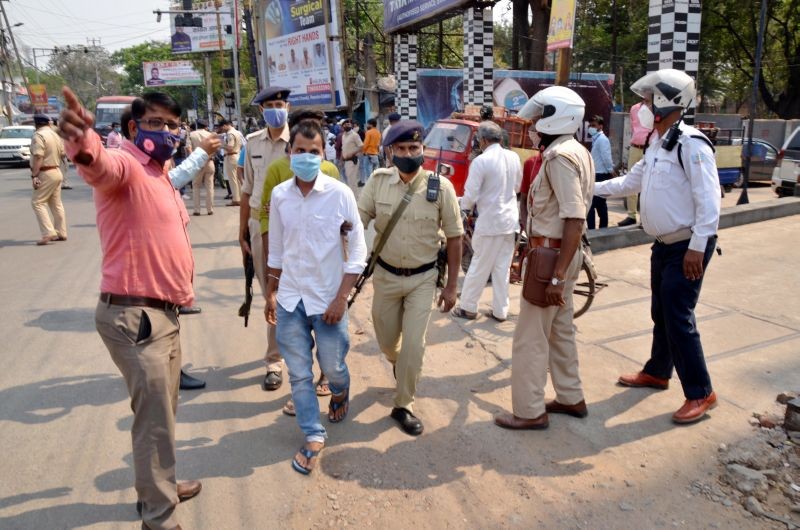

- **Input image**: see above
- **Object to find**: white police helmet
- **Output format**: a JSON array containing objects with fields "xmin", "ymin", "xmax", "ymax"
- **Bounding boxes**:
[
  {"xmin": 630, "ymin": 69, "xmax": 696, "ymax": 123},
  {"xmin": 517, "ymin": 86, "xmax": 585, "ymax": 135}
]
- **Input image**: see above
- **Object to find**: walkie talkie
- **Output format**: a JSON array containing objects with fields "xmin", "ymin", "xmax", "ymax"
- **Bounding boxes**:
[{"xmin": 427, "ymin": 146, "xmax": 442, "ymax": 202}]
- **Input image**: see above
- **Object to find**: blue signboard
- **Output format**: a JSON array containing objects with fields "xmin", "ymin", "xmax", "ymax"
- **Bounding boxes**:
[{"xmin": 384, "ymin": 0, "xmax": 469, "ymax": 33}]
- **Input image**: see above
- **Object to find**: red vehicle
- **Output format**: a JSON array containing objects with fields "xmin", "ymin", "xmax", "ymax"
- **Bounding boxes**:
[{"xmin": 94, "ymin": 95, "xmax": 136, "ymax": 144}]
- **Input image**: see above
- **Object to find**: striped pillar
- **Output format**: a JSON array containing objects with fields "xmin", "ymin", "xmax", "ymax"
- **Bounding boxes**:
[
  {"xmin": 393, "ymin": 33, "xmax": 418, "ymax": 120},
  {"xmin": 463, "ymin": 5, "xmax": 494, "ymax": 108},
  {"xmin": 647, "ymin": 0, "xmax": 702, "ymax": 123}
]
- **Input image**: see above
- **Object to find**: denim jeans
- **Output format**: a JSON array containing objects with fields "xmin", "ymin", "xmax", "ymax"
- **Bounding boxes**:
[
  {"xmin": 359, "ymin": 154, "xmax": 379, "ymax": 184},
  {"xmin": 587, "ymin": 172, "xmax": 612, "ymax": 229},
  {"xmin": 643, "ymin": 237, "xmax": 716, "ymax": 400},
  {"xmin": 276, "ymin": 300, "xmax": 350, "ymax": 443}
]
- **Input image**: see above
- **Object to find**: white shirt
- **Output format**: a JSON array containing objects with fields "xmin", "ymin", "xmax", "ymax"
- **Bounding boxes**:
[
  {"xmin": 268, "ymin": 174, "xmax": 368, "ymax": 316},
  {"xmin": 594, "ymin": 122, "xmax": 721, "ymax": 252},
  {"xmin": 168, "ymin": 149, "xmax": 209, "ymax": 189},
  {"xmin": 590, "ymin": 131, "xmax": 614, "ymax": 174},
  {"xmin": 325, "ymin": 131, "xmax": 337, "ymax": 162},
  {"xmin": 460, "ymin": 143, "xmax": 522, "ymax": 236}
]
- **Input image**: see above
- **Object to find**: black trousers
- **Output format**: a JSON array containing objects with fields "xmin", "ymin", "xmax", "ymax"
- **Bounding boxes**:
[
  {"xmin": 643, "ymin": 237, "xmax": 716, "ymax": 400},
  {"xmin": 587, "ymin": 172, "xmax": 612, "ymax": 229}
]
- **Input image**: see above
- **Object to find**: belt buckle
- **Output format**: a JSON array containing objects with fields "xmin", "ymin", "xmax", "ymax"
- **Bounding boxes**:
[{"xmin": 399, "ymin": 267, "xmax": 411, "ymax": 277}]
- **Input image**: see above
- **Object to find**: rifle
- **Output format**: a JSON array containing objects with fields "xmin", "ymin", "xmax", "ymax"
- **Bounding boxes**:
[
  {"xmin": 237, "ymin": 253, "xmax": 255, "ymax": 326},
  {"xmin": 347, "ymin": 254, "xmax": 373, "ymax": 308}
]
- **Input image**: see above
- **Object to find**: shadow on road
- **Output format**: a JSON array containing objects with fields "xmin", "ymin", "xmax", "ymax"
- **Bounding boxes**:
[
  {"xmin": 0, "ymin": 239, "xmax": 34, "ymax": 248},
  {"xmin": 0, "ymin": 487, "xmax": 72, "ymax": 510},
  {"xmin": 24, "ymin": 308, "xmax": 96, "ymax": 333},
  {"xmin": 0, "ymin": 502, "xmax": 137, "ymax": 528},
  {"xmin": 198, "ymin": 267, "xmax": 243, "ymax": 280}
]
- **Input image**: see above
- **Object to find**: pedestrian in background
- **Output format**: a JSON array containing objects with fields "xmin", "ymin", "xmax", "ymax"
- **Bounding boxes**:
[
  {"xmin": 188, "ymin": 119, "xmax": 216, "ymax": 216},
  {"xmin": 30, "ymin": 113, "xmax": 67, "ymax": 246},
  {"xmin": 618, "ymin": 101, "xmax": 653, "ymax": 227},
  {"xmin": 586, "ymin": 115, "xmax": 614, "ymax": 230},
  {"xmin": 359, "ymin": 118, "xmax": 381, "ymax": 186},
  {"xmin": 106, "ymin": 121, "xmax": 122, "ymax": 149},
  {"xmin": 341, "ymin": 119, "xmax": 363, "ymax": 190},
  {"xmin": 219, "ymin": 119, "xmax": 243, "ymax": 206}
]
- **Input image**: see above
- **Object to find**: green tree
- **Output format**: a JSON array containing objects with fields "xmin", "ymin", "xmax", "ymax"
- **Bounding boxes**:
[{"xmin": 47, "ymin": 46, "xmax": 121, "ymax": 109}]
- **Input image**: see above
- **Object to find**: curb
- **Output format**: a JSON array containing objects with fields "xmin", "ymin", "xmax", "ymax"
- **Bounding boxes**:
[{"xmin": 588, "ymin": 197, "xmax": 800, "ymax": 253}]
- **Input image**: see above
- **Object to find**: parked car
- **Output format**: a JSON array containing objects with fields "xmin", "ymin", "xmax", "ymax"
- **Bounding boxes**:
[
  {"xmin": 771, "ymin": 127, "xmax": 800, "ymax": 197},
  {"xmin": 742, "ymin": 139, "xmax": 779, "ymax": 182},
  {"xmin": 0, "ymin": 125, "xmax": 36, "ymax": 166}
]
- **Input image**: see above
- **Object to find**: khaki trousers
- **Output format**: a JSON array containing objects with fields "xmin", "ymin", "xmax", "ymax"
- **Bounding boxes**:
[
  {"xmin": 626, "ymin": 147, "xmax": 645, "ymax": 219},
  {"xmin": 95, "ymin": 301, "xmax": 181, "ymax": 530},
  {"xmin": 249, "ymin": 218, "xmax": 281, "ymax": 371},
  {"xmin": 344, "ymin": 161, "xmax": 359, "ymax": 192},
  {"xmin": 192, "ymin": 162, "xmax": 215, "ymax": 214},
  {"xmin": 511, "ymin": 248, "xmax": 584, "ymax": 419},
  {"xmin": 371, "ymin": 266, "xmax": 438, "ymax": 412},
  {"xmin": 224, "ymin": 155, "xmax": 241, "ymax": 202},
  {"xmin": 31, "ymin": 169, "xmax": 66, "ymax": 238}
]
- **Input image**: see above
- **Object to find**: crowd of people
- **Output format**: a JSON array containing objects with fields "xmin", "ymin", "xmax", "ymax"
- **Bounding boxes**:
[{"xmin": 45, "ymin": 67, "xmax": 721, "ymax": 530}]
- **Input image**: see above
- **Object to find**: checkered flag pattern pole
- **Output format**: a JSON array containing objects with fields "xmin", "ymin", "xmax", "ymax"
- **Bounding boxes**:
[
  {"xmin": 462, "ymin": 6, "xmax": 494, "ymax": 108},
  {"xmin": 393, "ymin": 33, "xmax": 418, "ymax": 120},
  {"xmin": 647, "ymin": 0, "xmax": 702, "ymax": 124}
]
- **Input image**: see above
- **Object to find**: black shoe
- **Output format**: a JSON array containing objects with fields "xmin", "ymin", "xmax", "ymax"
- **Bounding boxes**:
[
  {"xmin": 224, "ymin": 194, "xmax": 232, "ymax": 200},
  {"xmin": 263, "ymin": 371, "xmax": 283, "ymax": 391},
  {"xmin": 178, "ymin": 306, "xmax": 202, "ymax": 315},
  {"xmin": 180, "ymin": 370, "xmax": 206, "ymax": 390},
  {"xmin": 357, "ymin": 181, "xmax": 365, "ymax": 187},
  {"xmin": 617, "ymin": 217, "xmax": 637, "ymax": 227},
  {"xmin": 61, "ymin": 185, "xmax": 72, "ymax": 190},
  {"xmin": 390, "ymin": 407, "xmax": 424, "ymax": 436}
]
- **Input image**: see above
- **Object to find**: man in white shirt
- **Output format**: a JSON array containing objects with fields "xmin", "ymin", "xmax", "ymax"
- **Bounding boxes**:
[
  {"xmin": 452, "ymin": 121, "xmax": 522, "ymax": 322},
  {"xmin": 586, "ymin": 115, "xmax": 615, "ymax": 229},
  {"xmin": 265, "ymin": 121, "xmax": 367, "ymax": 475},
  {"xmin": 594, "ymin": 69, "xmax": 721, "ymax": 425}
]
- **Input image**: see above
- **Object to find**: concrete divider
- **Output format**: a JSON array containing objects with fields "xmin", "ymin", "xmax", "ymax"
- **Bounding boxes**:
[{"xmin": 588, "ymin": 197, "xmax": 800, "ymax": 253}]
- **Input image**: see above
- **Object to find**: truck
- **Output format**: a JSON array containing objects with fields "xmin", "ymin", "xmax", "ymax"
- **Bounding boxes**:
[{"xmin": 94, "ymin": 96, "xmax": 136, "ymax": 144}]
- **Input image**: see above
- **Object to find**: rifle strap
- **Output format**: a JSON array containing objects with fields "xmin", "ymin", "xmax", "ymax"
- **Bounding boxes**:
[{"xmin": 366, "ymin": 171, "xmax": 427, "ymax": 275}]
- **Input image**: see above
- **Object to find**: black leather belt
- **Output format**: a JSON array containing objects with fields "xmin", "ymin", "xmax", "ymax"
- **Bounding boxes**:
[
  {"xmin": 377, "ymin": 257, "xmax": 437, "ymax": 277},
  {"xmin": 100, "ymin": 292, "xmax": 179, "ymax": 313}
]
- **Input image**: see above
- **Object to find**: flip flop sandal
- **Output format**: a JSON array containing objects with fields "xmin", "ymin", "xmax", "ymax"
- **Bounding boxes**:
[
  {"xmin": 328, "ymin": 390, "xmax": 349, "ymax": 423},
  {"xmin": 483, "ymin": 311, "xmax": 507, "ymax": 323},
  {"xmin": 316, "ymin": 376, "xmax": 332, "ymax": 396},
  {"xmin": 291, "ymin": 445, "xmax": 323, "ymax": 475},
  {"xmin": 451, "ymin": 307, "xmax": 478, "ymax": 320},
  {"xmin": 282, "ymin": 398, "xmax": 296, "ymax": 416}
]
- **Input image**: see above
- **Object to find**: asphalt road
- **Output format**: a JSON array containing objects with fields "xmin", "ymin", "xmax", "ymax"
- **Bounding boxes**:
[{"xmin": 0, "ymin": 162, "xmax": 795, "ymax": 529}]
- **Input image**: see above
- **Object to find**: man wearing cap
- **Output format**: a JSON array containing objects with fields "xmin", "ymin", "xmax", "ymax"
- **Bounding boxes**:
[
  {"xmin": 219, "ymin": 119, "xmax": 243, "ymax": 206},
  {"xmin": 240, "ymin": 86, "xmax": 291, "ymax": 391},
  {"xmin": 357, "ymin": 120, "xmax": 463, "ymax": 436},
  {"xmin": 188, "ymin": 119, "xmax": 216, "ymax": 216},
  {"xmin": 30, "ymin": 113, "xmax": 68, "ymax": 245}
]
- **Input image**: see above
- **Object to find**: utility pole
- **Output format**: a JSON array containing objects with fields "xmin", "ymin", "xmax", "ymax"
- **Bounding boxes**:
[
  {"xmin": 204, "ymin": 54, "xmax": 213, "ymax": 123},
  {"xmin": 0, "ymin": 2, "xmax": 29, "ymax": 104},
  {"xmin": 364, "ymin": 33, "xmax": 378, "ymax": 118},
  {"xmin": 229, "ymin": 1, "xmax": 241, "ymax": 128},
  {"xmin": 0, "ymin": 27, "xmax": 15, "ymax": 123}
]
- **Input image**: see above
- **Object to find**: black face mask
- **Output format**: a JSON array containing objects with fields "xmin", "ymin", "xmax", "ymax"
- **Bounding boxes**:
[{"xmin": 393, "ymin": 154, "xmax": 424, "ymax": 174}]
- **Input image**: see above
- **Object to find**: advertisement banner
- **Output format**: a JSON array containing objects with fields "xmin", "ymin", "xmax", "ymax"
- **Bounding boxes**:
[
  {"xmin": 384, "ymin": 0, "xmax": 469, "ymax": 33},
  {"xmin": 170, "ymin": 0, "xmax": 239, "ymax": 54},
  {"xmin": 416, "ymin": 69, "xmax": 615, "ymax": 141},
  {"xmin": 143, "ymin": 61, "xmax": 203, "ymax": 87},
  {"xmin": 261, "ymin": 0, "xmax": 342, "ymax": 108},
  {"xmin": 546, "ymin": 0, "xmax": 577, "ymax": 51},
  {"xmin": 28, "ymin": 84, "xmax": 48, "ymax": 109}
]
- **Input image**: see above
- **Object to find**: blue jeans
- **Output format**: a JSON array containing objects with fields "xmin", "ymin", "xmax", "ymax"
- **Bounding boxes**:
[
  {"xmin": 359, "ymin": 154, "xmax": 379, "ymax": 184},
  {"xmin": 276, "ymin": 300, "xmax": 350, "ymax": 443},
  {"xmin": 643, "ymin": 237, "xmax": 716, "ymax": 400}
]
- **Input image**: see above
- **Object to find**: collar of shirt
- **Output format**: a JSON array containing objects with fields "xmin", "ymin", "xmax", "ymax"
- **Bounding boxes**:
[
  {"xmin": 388, "ymin": 166, "xmax": 425, "ymax": 186},
  {"xmin": 263, "ymin": 125, "xmax": 290, "ymax": 144},
  {"xmin": 288, "ymin": 172, "xmax": 327, "ymax": 195},
  {"xmin": 542, "ymin": 134, "xmax": 573, "ymax": 157}
]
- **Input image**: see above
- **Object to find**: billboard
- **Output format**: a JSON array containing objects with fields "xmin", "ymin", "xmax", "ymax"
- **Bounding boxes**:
[
  {"xmin": 143, "ymin": 61, "xmax": 203, "ymax": 87},
  {"xmin": 384, "ymin": 0, "xmax": 469, "ymax": 33},
  {"xmin": 416, "ymin": 68, "xmax": 615, "ymax": 141},
  {"xmin": 170, "ymin": 0, "xmax": 240, "ymax": 54},
  {"xmin": 546, "ymin": 0, "xmax": 577, "ymax": 51},
  {"xmin": 28, "ymin": 85, "xmax": 48, "ymax": 110},
  {"xmin": 260, "ymin": 0, "xmax": 345, "ymax": 108}
]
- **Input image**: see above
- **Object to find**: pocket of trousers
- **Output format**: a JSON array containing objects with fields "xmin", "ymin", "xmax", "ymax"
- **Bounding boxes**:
[{"xmin": 135, "ymin": 310, "xmax": 153, "ymax": 343}]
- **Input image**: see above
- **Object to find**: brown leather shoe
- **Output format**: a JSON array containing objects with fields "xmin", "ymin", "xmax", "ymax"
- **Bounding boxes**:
[
  {"xmin": 672, "ymin": 392, "xmax": 717, "ymax": 424},
  {"xmin": 177, "ymin": 480, "xmax": 202, "ymax": 501},
  {"xmin": 618, "ymin": 371, "xmax": 669, "ymax": 390},
  {"xmin": 36, "ymin": 236, "xmax": 56, "ymax": 246},
  {"xmin": 545, "ymin": 399, "xmax": 588, "ymax": 418},
  {"xmin": 494, "ymin": 412, "xmax": 549, "ymax": 430}
]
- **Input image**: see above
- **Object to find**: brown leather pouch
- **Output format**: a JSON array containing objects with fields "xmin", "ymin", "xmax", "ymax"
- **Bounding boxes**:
[{"xmin": 522, "ymin": 246, "xmax": 559, "ymax": 307}]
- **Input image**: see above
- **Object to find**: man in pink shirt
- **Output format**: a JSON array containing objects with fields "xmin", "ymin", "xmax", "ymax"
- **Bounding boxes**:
[
  {"xmin": 59, "ymin": 87, "xmax": 201, "ymax": 530},
  {"xmin": 619, "ymin": 101, "xmax": 653, "ymax": 226},
  {"xmin": 106, "ymin": 121, "xmax": 122, "ymax": 149}
]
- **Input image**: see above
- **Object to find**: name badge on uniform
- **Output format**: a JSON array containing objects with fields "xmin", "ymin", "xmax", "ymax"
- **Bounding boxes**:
[{"xmin": 691, "ymin": 153, "xmax": 707, "ymax": 164}]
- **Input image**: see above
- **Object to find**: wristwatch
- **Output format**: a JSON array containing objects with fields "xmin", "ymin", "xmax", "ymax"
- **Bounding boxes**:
[{"xmin": 551, "ymin": 277, "xmax": 565, "ymax": 286}]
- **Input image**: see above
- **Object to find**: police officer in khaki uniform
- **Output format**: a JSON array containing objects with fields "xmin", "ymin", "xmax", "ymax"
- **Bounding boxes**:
[
  {"xmin": 358, "ymin": 120, "xmax": 463, "ymax": 435},
  {"xmin": 30, "ymin": 113, "xmax": 68, "ymax": 245},
  {"xmin": 220, "ymin": 119, "xmax": 243, "ymax": 205},
  {"xmin": 188, "ymin": 119, "xmax": 216, "ymax": 215},
  {"xmin": 495, "ymin": 87, "xmax": 595, "ymax": 430},
  {"xmin": 240, "ymin": 86, "xmax": 291, "ymax": 390}
]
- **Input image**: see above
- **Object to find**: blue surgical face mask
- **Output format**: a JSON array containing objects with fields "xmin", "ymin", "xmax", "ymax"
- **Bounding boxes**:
[
  {"xmin": 263, "ymin": 107, "xmax": 288, "ymax": 128},
  {"xmin": 134, "ymin": 124, "xmax": 180, "ymax": 164},
  {"xmin": 587, "ymin": 126, "xmax": 598, "ymax": 136},
  {"xmin": 290, "ymin": 152, "xmax": 322, "ymax": 182}
]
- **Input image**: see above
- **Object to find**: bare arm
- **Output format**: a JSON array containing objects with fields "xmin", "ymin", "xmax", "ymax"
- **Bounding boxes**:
[{"xmin": 437, "ymin": 235, "xmax": 462, "ymax": 312}]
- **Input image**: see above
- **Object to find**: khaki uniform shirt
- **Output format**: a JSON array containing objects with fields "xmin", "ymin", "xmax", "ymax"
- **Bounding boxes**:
[
  {"xmin": 341, "ymin": 130, "xmax": 363, "ymax": 160},
  {"xmin": 358, "ymin": 167, "xmax": 463, "ymax": 268},
  {"xmin": 188, "ymin": 129, "xmax": 215, "ymax": 169},
  {"xmin": 30, "ymin": 126, "xmax": 65, "ymax": 174},
  {"xmin": 242, "ymin": 125, "xmax": 290, "ymax": 211},
  {"xmin": 528, "ymin": 135, "xmax": 595, "ymax": 239},
  {"xmin": 225, "ymin": 127, "xmax": 243, "ymax": 157}
]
